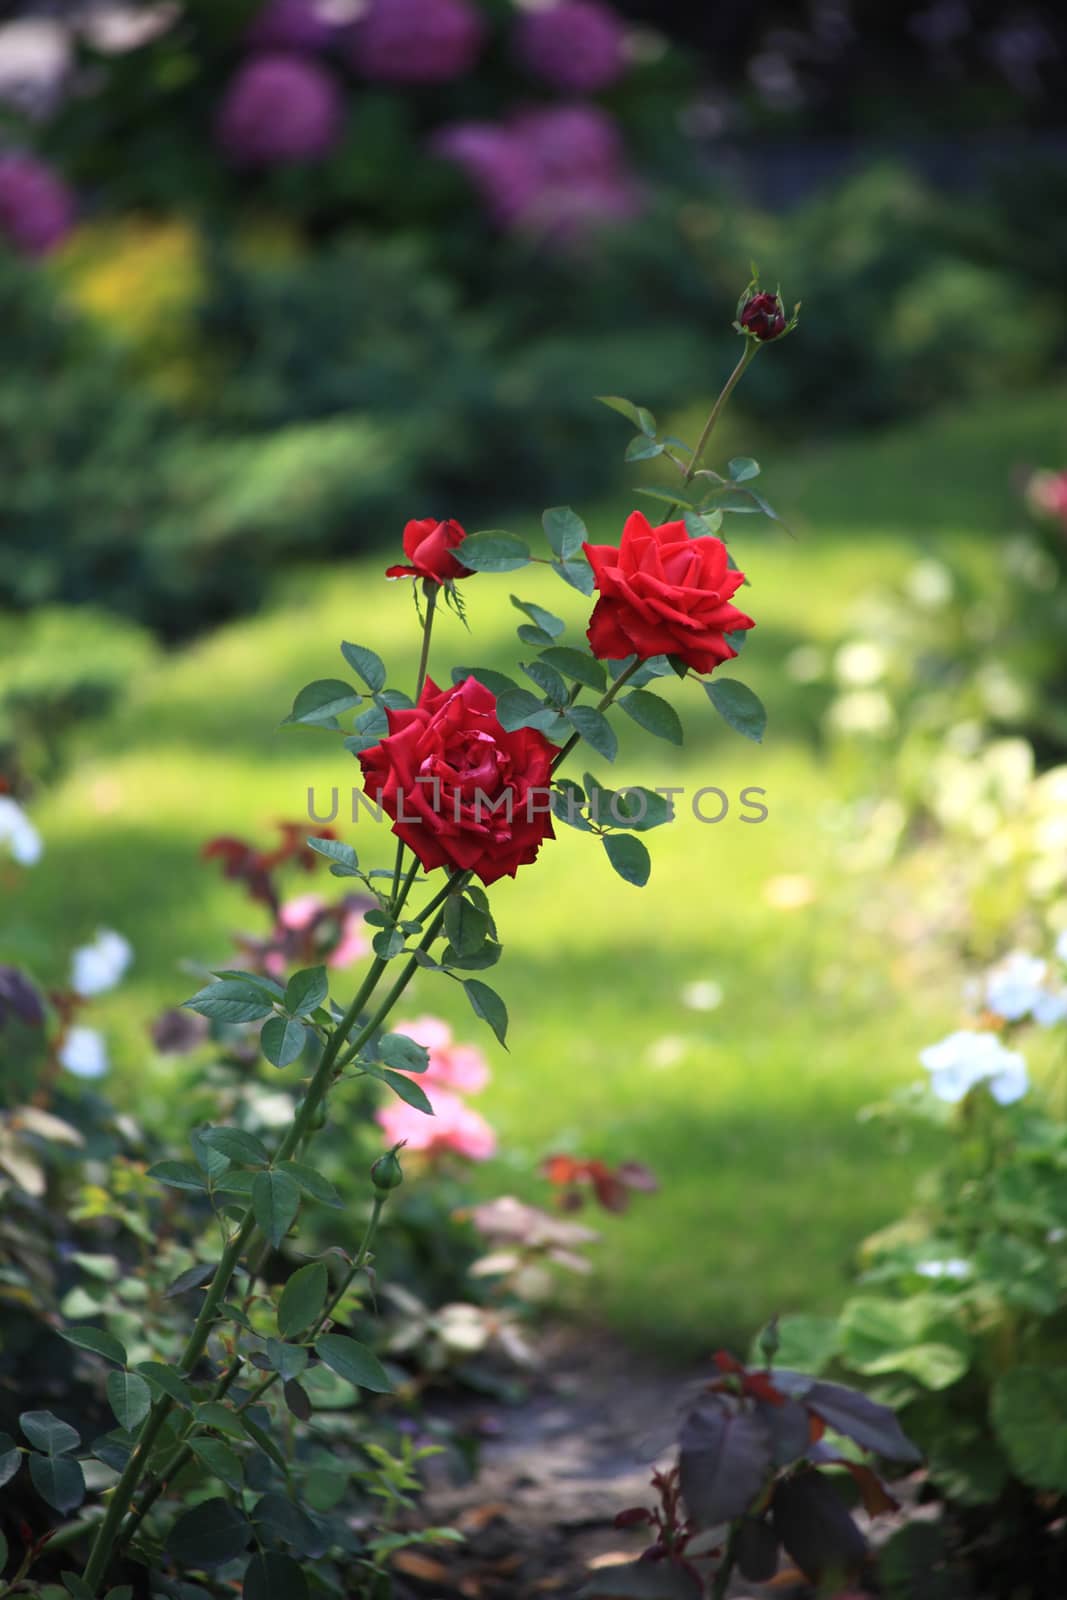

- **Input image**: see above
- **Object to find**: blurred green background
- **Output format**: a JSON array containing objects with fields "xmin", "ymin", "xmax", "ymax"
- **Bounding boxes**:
[{"xmin": 2, "ymin": 0, "xmax": 1066, "ymax": 1353}]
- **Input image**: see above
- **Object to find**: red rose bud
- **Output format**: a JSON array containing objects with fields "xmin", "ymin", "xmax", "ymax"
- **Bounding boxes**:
[
  {"xmin": 386, "ymin": 517, "xmax": 472, "ymax": 584},
  {"xmin": 358, "ymin": 675, "xmax": 558, "ymax": 884},
  {"xmin": 738, "ymin": 290, "xmax": 787, "ymax": 341},
  {"xmin": 584, "ymin": 511, "xmax": 754, "ymax": 675}
]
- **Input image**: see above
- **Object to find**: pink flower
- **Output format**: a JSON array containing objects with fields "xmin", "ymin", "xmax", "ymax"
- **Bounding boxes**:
[
  {"xmin": 433, "ymin": 102, "xmax": 642, "ymax": 244},
  {"xmin": 378, "ymin": 1087, "xmax": 497, "ymax": 1161},
  {"xmin": 391, "ymin": 1016, "xmax": 490, "ymax": 1093},
  {"xmin": 216, "ymin": 53, "xmax": 344, "ymax": 166},
  {"xmin": 345, "ymin": 0, "xmax": 485, "ymax": 84},
  {"xmin": 255, "ymin": 893, "xmax": 370, "ymax": 977},
  {"xmin": 514, "ymin": 0, "xmax": 627, "ymax": 94},
  {"xmin": 249, "ymin": 0, "xmax": 342, "ymax": 51},
  {"xmin": 0, "ymin": 152, "xmax": 75, "ymax": 256},
  {"xmin": 1026, "ymin": 469, "xmax": 1067, "ymax": 532}
]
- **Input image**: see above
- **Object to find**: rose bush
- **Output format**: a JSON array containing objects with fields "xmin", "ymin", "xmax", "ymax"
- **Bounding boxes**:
[{"xmin": 3, "ymin": 281, "xmax": 798, "ymax": 1599}]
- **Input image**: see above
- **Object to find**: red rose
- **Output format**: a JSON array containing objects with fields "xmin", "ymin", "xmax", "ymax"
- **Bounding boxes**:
[
  {"xmin": 738, "ymin": 290, "xmax": 787, "ymax": 342},
  {"xmin": 386, "ymin": 517, "xmax": 472, "ymax": 583},
  {"xmin": 583, "ymin": 511, "xmax": 755, "ymax": 674},
  {"xmin": 358, "ymin": 676, "xmax": 558, "ymax": 885}
]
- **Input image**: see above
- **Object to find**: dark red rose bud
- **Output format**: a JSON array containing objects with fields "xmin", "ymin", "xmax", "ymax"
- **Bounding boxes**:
[
  {"xmin": 386, "ymin": 517, "xmax": 472, "ymax": 585},
  {"xmin": 738, "ymin": 290, "xmax": 787, "ymax": 342},
  {"xmin": 615, "ymin": 1506, "xmax": 653, "ymax": 1528}
]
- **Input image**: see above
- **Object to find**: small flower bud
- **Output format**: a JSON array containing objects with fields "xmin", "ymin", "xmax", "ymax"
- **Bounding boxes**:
[
  {"xmin": 758, "ymin": 1314, "xmax": 780, "ymax": 1367},
  {"xmin": 738, "ymin": 290, "xmax": 787, "ymax": 342},
  {"xmin": 371, "ymin": 1144, "xmax": 405, "ymax": 1192}
]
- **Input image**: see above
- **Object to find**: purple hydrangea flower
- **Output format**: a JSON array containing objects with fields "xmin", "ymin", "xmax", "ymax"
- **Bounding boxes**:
[
  {"xmin": 346, "ymin": 0, "xmax": 485, "ymax": 84},
  {"xmin": 0, "ymin": 152, "xmax": 74, "ymax": 256},
  {"xmin": 434, "ymin": 101, "xmax": 641, "ymax": 245},
  {"xmin": 515, "ymin": 0, "xmax": 626, "ymax": 94},
  {"xmin": 216, "ymin": 53, "xmax": 344, "ymax": 166},
  {"xmin": 248, "ymin": 0, "xmax": 342, "ymax": 52},
  {"xmin": 431, "ymin": 122, "xmax": 541, "ymax": 226}
]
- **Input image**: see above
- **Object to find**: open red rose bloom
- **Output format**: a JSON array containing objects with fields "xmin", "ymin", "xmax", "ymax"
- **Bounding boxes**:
[
  {"xmin": 583, "ymin": 510, "xmax": 755, "ymax": 674},
  {"xmin": 386, "ymin": 517, "xmax": 472, "ymax": 584},
  {"xmin": 358, "ymin": 675, "xmax": 558, "ymax": 885}
]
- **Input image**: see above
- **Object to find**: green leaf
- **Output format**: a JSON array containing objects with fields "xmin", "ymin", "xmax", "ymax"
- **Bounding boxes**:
[
  {"xmin": 602, "ymin": 833, "xmax": 651, "ymax": 887},
  {"xmin": 136, "ymin": 1362, "xmax": 194, "ymax": 1409},
  {"xmin": 266, "ymin": 1339, "xmax": 309, "ymax": 1382},
  {"xmin": 457, "ymin": 530, "xmax": 531, "ymax": 573},
  {"xmin": 252, "ymin": 1491, "xmax": 320, "ymax": 1554},
  {"xmin": 495, "ymin": 687, "xmax": 560, "ymax": 733},
  {"xmin": 244, "ymin": 1553, "xmax": 309, "ymax": 1600},
  {"xmin": 188, "ymin": 1437, "xmax": 244, "ymax": 1491},
  {"xmin": 380, "ymin": 1069, "xmax": 433, "ymax": 1114},
  {"xmin": 340, "ymin": 641, "xmax": 386, "ymax": 693},
  {"xmin": 464, "ymin": 979, "xmax": 509, "ymax": 1048},
  {"xmin": 607, "ymin": 787, "xmax": 674, "ymax": 832},
  {"xmin": 704, "ymin": 678, "xmax": 767, "ymax": 743},
  {"xmin": 284, "ymin": 966, "xmax": 328, "ymax": 1017},
  {"xmin": 184, "ymin": 979, "xmax": 274, "ymax": 1024},
  {"xmin": 451, "ymin": 665, "xmax": 522, "ymax": 697},
  {"xmin": 551, "ymin": 555, "xmax": 595, "ymax": 596},
  {"xmin": 728, "ymin": 456, "xmax": 760, "ymax": 482},
  {"xmin": 682, "ymin": 509, "xmax": 724, "ymax": 537},
  {"xmin": 199, "ymin": 1128, "xmax": 271, "ymax": 1167},
  {"xmin": 63, "ymin": 1572, "xmax": 95, "ymax": 1600},
  {"xmin": 550, "ymin": 780, "xmax": 592, "ymax": 832},
  {"xmin": 0, "ymin": 1431, "xmax": 21, "ymax": 1489},
  {"xmin": 107, "ymin": 1370, "xmax": 152, "ymax": 1432},
  {"xmin": 29, "ymin": 1453, "xmax": 85, "ymax": 1513},
  {"xmin": 625, "ymin": 435, "xmax": 665, "ymax": 462},
  {"xmin": 59, "ymin": 1325, "xmax": 127, "ymax": 1368},
  {"xmin": 565, "ymin": 705, "xmax": 617, "ymax": 763},
  {"xmin": 194, "ymin": 1402, "xmax": 248, "ymax": 1441},
  {"xmin": 306, "ymin": 837, "xmax": 359, "ymax": 874},
  {"xmin": 511, "ymin": 595, "xmax": 565, "ymax": 638},
  {"xmin": 147, "ymin": 1160, "xmax": 209, "ymax": 1193},
  {"xmin": 166, "ymin": 1497, "xmax": 251, "ymax": 1569},
  {"xmin": 277, "ymin": 1262, "xmax": 329, "ymax": 1340},
  {"xmin": 838, "ymin": 1297, "xmax": 972, "ymax": 1390},
  {"xmin": 756, "ymin": 1314, "xmax": 840, "ymax": 1376},
  {"xmin": 20, "ymin": 1412, "xmax": 80, "ymax": 1455},
  {"xmin": 283, "ymin": 679, "xmax": 361, "ymax": 728},
  {"xmin": 261, "ymin": 1016, "xmax": 308, "ymax": 1070},
  {"xmin": 521, "ymin": 658, "xmax": 568, "ymax": 706},
  {"xmin": 277, "ymin": 1162, "xmax": 343, "ymax": 1208},
  {"xmin": 595, "ymin": 397, "xmax": 657, "ymax": 438},
  {"xmin": 634, "ymin": 485, "xmax": 697, "ymax": 510},
  {"xmin": 315, "ymin": 1334, "xmax": 393, "ymax": 1394},
  {"xmin": 444, "ymin": 897, "xmax": 489, "ymax": 958},
  {"xmin": 542, "ymin": 505, "xmax": 588, "ymax": 559},
  {"xmin": 992, "ymin": 1367, "xmax": 1067, "ymax": 1493},
  {"xmin": 619, "ymin": 689, "xmax": 683, "ymax": 746},
  {"xmin": 539, "ymin": 647, "xmax": 605, "ymax": 691},
  {"xmin": 253, "ymin": 1170, "xmax": 301, "ymax": 1249},
  {"xmin": 377, "ymin": 1032, "xmax": 431, "ymax": 1074}
]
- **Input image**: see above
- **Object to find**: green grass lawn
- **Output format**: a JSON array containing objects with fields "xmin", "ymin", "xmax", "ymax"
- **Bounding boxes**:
[{"xmin": 7, "ymin": 385, "xmax": 1065, "ymax": 1355}]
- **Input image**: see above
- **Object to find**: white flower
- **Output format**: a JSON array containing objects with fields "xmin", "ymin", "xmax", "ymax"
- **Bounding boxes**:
[
  {"xmin": 0, "ymin": 796, "xmax": 43, "ymax": 866},
  {"xmin": 919, "ymin": 1030, "xmax": 1029, "ymax": 1105},
  {"xmin": 905, "ymin": 559, "xmax": 954, "ymax": 609},
  {"xmin": 1056, "ymin": 930, "xmax": 1067, "ymax": 967},
  {"xmin": 985, "ymin": 952, "xmax": 1049, "ymax": 1021},
  {"xmin": 58, "ymin": 1026, "xmax": 109, "ymax": 1080},
  {"xmin": 983, "ymin": 951, "xmax": 1067, "ymax": 1028},
  {"xmin": 826, "ymin": 689, "xmax": 895, "ymax": 737},
  {"xmin": 681, "ymin": 980, "xmax": 723, "ymax": 1012},
  {"xmin": 833, "ymin": 640, "xmax": 888, "ymax": 687},
  {"xmin": 70, "ymin": 929, "xmax": 133, "ymax": 997},
  {"xmin": 916, "ymin": 1257, "xmax": 971, "ymax": 1281}
]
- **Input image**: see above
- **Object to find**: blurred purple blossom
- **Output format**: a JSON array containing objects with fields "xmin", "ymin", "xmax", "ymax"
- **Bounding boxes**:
[
  {"xmin": 0, "ymin": 152, "xmax": 75, "ymax": 255},
  {"xmin": 249, "ymin": 0, "xmax": 345, "ymax": 53},
  {"xmin": 433, "ymin": 101, "xmax": 641, "ymax": 244},
  {"xmin": 514, "ymin": 0, "xmax": 626, "ymax": 94},
  {"xmin": 0, "ymin": 966, "xmax": 45, "ymax": 1030},
  {"xmin": 346, "ymin": 0, "xmax": 485, "ymax": 84},
  {"xmin": 216, "ymin": 53, "xmax": 345, "ymax": 166}
]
